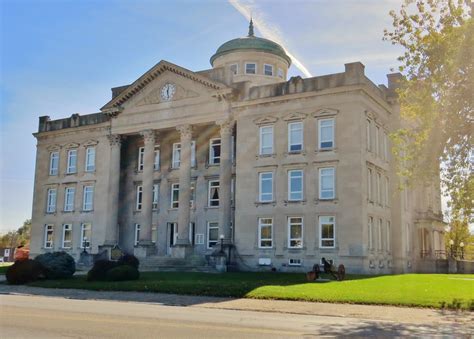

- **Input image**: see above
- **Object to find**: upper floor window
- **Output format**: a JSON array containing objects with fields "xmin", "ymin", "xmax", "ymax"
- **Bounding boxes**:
[
  {"xmin": 378, "ymin": 218, "xmax": 383, "ymax": 251},
  {"xmin": 208, "ymin": 180, "xmax": 220, "ymax": 207},
  {"xmin": 259, "ymin": 125, "xmax": 273, "ymax": 155},
  {"xmin": 376, "ymin": 172, "xmax": 381, "ymax": 204},
  {"xmin": 64, "ymin": 187, "xmax": 75, "ymax": 212},
  {"xmin": 230, "ymin": 64, "xmax": 238, "ymax": 75},
  {"xmin": 288, "ymin": 122, "xmax": 303, "ymax": 152},
  {"xmin": 264, "ymin": 64, "xmax": 273, "ymax": 76},
  {"xmin": 368, "ymin": 216, "xmax": 374, "ymax": 250},
  {"xmin": 367, "ymin": 168, "xmax": 373, "ymax": 201},
  {"xmin": 190, "ymin": 182, "xmax": 196, "ymax": 208},
  {"xmin": 154, "ymin": 145, "xmax": 160, "ymax": 170},
  {"xmin": 85, "ymin": 147, "xmax": 96, "ymax": 172},
  {"xmin": 277, "ymin": 68, "xmax": 284, "ymax": 79},
  {"xmin": 138, "ymin": 147, "xmax": 145, "ymax": 171},
  {"xmin": 152, "ymin": 184, "xmax": 159, "ymax": 210},
  {"xmin": 259, "ymin": 172, "xmax": 273, "ymax": 202},
  {"xmin": 386, "ymin": 221, "xmax": 391, "ymax": 252},
  {"xmin": 318, "ymin": 118, "xmax": 334, "ymax": 149},
  {"xmin": 82, "ymin": 185, "xmax": 94, "ymax": 211},
  {"xmin": 375, "ymin": 126, "xmax": 380, "ymax": 156},
  {"xmin": 384, "ymin": 176, "xmax": 390, "ymax": 207},
  {"xmin": 288, "ymin": 217, "xmax": 303, "ymax": 248},
  {"xmin": 383, "ymin": 131, "xmax": 389, "ymax": 160},
  {"xmin": 66, "ymin": 149, "xmax": 77, "ymax": 174},
  {"xmin": 319, "ymin": 167, "xmax": 335, "ymax": 200},
  {"xmin": 245, "ymin": 62, "xmax": 256, "ymax": 74},
  {"xmin": 44, "ymin": 224, "xmax": 54, "ymax": 248},
  {"xmin": 319, "ymin": 216, "xmax": 335, "ymax": 248},
  {"xmin": 49, "ymin": 152, "xmax": 59, "ymax": 176},
  {"xmin": 209, "ymin": 138, "xmax": 221, "ymax": 165},
  {"xmin": 207, "ymin": 222, "xmax": 219, "ymax": 249},
  {"xmin": 136, "ymin": 185, "xmax": 143, "ymax": 210},
  {"xmin": 134, "ymin": 224, "xmax": 140, "ymax": 246},
  {"xmin": 258, "ymin": 218, "xmax": 273, "ymax": 248},
  {"xmin": 46, "ymin": 188, "xmax": 57, "ymax": 213},
  {"xmin": 62, "ymin": 224, "xmax": 72, "ymax": 249},
  {"xmin": 80, "ymin": 223, "xmax": 92, "ymax": 248},
  {"xmin": 366, "ymin": 120, "xmax": 372, "ymax": 151},
  {"xmin": 171, "ymin": 183, "xmax": 179, "ymax": 208},
  {"xmin": 288, "ymin": 170, "xmax": 303, "ymax": 201},
  {"xmin": 172, "ymin": 141, "xmax": 196, "ymax": 168}
]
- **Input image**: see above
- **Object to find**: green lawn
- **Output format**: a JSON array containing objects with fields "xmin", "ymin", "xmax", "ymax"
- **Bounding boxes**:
[
  {"xmin": 28, "ymin": 272, "xmax": 474, "ymax": 310},
  {"xmin": 0, "ymin": 262, "xmax": 13, "ymax": 274}
]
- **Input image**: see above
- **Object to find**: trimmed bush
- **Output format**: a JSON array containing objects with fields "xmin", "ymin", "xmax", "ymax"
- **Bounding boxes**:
[
  {"xmin": 87, "ymin": 260, "xmax": 118, "ymax": 281},
  {"xmin": 6, "ymin": 259, "xmax": 46, "ymax": 285},
  {"xmin": 35, "ymin": 251, "xmax": 76, "ymax": 279},
  {"xmin": 117, "ymin": 254, "xmax": 140, "ymax": 269},
  {"xmin": 105, "ymin": 265, "xmax": 139, "ymax": 281}
]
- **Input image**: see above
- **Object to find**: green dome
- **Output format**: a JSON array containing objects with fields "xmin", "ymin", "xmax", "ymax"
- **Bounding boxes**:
[{"xmin": 210, "ymin": 20, "xmax": 291, "ymax": 66}]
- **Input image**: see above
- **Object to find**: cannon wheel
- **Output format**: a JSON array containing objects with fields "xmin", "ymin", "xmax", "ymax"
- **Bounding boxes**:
[{"xmin": 337, "ymin": 264, "xmax": 346, "ymax": 281}]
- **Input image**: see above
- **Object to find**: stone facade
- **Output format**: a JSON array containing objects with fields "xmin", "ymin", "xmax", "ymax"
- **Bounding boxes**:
[{"xmin": 30, "ymin": 25, "xmax": 445, "ymax": 274}]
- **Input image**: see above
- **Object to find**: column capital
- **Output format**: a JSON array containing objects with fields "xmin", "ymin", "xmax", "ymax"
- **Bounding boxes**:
[
  {"xmin": 140, "ymin": 130, "xmax": 157, "ymax": 144},
  {"xmin": 107, "ymin": 134, "xmax": 122, "ymax": 147},
  {"xmin": 217, "ymin": 118, "xmax": 234, "ymax": 137},
  {"xmin": 176, "ymin": 124, "xmax": 193, "ymax": 140}
]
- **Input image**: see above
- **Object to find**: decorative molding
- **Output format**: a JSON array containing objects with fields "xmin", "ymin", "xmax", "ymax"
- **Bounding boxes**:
[
  {"xmin": 64, "ymin": 142, "xmax": 80, "ymax": 149},
  {"xmin": 137, "ymin": 83, "xmax": 199, "ymax": 106},
  {"xmin": 312, "ymin": 108, "xmax": 339, "ymax": 118},
  {"xmin": 176, "ymin": 124, "xmax": 193, "ymax": 140},
  {"xmin": 83, "ymin": 139, "xmax": 99, "ymax": 147},
  {"xmin": 253, "ymin": 116, "xmax": 278, "ymax": 125},
  {"xmin": 103, "ymin": 107, "xmax": 123, "ymax": 117},
  {"xmin": 46, "ymin": 144, "xmax": 61, "ymax": 152},
  {"xmin": 364, "ymin": 109, "xmax": 376, "ymax": 120},
  {"xmin": 140, "ymin": 130, "xmax": 157, "ymax": 144},
  {"xmin": 216, "ymin": 118, "xmax": 234, "ymax": 136},
  {"xmin": 282, "ymin": 112, "xmax": 307, "ymax": 121},
  {"xmin": 107, "ymin": 134, "xmax": 122, "ymax": 147}
]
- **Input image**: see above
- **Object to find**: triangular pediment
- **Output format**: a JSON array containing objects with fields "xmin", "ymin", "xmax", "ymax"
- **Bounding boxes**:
[
  {"xmin": 101, "ymin": 60, "xmax": 229, "ymax": 113},
  {"xmin": 282, "ymin": 112, "xmax": 307, "ymax": 121},
  {"xmin": 253, "ymin": 115, "xmax": 278, "ymax": 125}
]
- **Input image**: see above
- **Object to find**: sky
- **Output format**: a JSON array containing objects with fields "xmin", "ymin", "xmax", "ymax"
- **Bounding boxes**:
[{"xmin": 0, "ymin": 0, "xmax": 405, "ymax": 233}]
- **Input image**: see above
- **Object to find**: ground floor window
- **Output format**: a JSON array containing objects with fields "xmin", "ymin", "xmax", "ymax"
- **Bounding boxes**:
[
  {"xmin": 134, "ymin": 224, "xmax": 140, "ymax": 246},
  {"xmin": 81, "ymin": 223, "xmax": 92, "ymax": 248},
  {"xmin": 171, "ymin": 183, "xmax": 179, "ymax": 208},
  {"xmin": 319, "ymin": 216, "xmax": 335, "ymax": 248},
  {"xmin": 207, "ymin": 222, "xmax": 219, "ymax": 249},
  {"xmin": 62, "ymin": 224, "xmax": 72, "ymax": 248},
  {"xmin": 258, "ymin": 218, "xmax": 273, "ymax": 248},
  {"xmin": 44, "ymin": 224, "xmax": 54, "ymax": 248},
  {"xmin": 288, "ymin": 217, "xmax": 303, "ymax": 248}
]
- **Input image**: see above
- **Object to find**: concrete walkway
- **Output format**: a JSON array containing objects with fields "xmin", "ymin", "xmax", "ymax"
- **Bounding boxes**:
[{"xmin": 0, "ymin": 283, "xmax": 472, "ymax": 331}]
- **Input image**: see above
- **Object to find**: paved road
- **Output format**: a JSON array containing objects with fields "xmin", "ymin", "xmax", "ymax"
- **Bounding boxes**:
[{"xmin": 1, "ymin": 294, "xmax": 472, "ymax": 338}]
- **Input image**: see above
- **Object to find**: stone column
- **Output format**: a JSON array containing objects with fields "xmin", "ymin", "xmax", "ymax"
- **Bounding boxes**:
[
  {"xmin": 173, "ymin": 124, "xmax": 193, "ymax": 258},
  {"xmin": 217, "ymin": 119, "xmax": 234, "ymax": 243},
  {"xmin": 104, "ymin": 134, "xmax": 122, "ymax": 246},
  {"xmin": 139, "ymin": 130, "xmax": 156, "ymax": 245}
]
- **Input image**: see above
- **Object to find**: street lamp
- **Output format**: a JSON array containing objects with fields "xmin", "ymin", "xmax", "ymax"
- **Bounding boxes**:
[
  {"xmin": 82, "ymin": 236, "xmax": 88, "ymax": 254},
  {"xmin": 460, "ymin": 242, "xmax": 465, "ymax": 260},
  {"xmin": 219, "ymin": 234, "xmax": 225, "ymax": 254},
  {"xmin": 449, "ymin": 239, "xmax": 454, "ymax": 258}
]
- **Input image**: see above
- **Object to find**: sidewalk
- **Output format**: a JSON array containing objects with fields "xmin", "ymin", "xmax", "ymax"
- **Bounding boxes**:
[{"xmin": 0, "ymin": 283, "xmax": 472, "ymax": 328}]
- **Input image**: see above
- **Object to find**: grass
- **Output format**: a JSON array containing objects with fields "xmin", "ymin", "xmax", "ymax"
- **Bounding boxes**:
[
  {"xmin": 0, "ymin": 262, "xmax": 13, "ymax": 274},
  {"xmin": 28, "ymin": 272, "xmax": 474, "ymax": 310}
]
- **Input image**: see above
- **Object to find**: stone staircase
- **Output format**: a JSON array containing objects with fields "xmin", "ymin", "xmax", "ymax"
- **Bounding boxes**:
[{"xmin": 139, "ymin": 255, "xmax": 218, "ymax": 273}]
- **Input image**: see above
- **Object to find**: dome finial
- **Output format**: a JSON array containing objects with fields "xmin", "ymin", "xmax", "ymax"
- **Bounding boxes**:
[{"xmin": 248, "ymin": 17, "xmax": 254, "ymax": 37}]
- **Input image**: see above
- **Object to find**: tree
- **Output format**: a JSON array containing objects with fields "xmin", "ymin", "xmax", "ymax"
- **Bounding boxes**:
[
  {"xmin": 445, "ymin": 218, "xmax": 470, "ymax": 257},
  {"xmin": 384, "ymin": 0, "xmax": 473, "ymax": 221},
  {"xmin": 0, "ymin": 219, "xmax": 31, "ymax": 248}
]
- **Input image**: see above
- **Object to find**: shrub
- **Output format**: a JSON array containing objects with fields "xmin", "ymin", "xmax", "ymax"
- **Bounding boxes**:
[
  {"xmin": 105, "ymin": 265, "xmax": 139, "ymax": 281},
  {"xmin": 87, "ymin": 260, "xmax": 118, "ymax": 281},
  {"xmin": 6, "ymin": 259, "xmax": 46, "ymax": 285},
  {"xmin": 35, "ymin": 251, "xmax": 76, "ymax": 279},
  {"xmin": 117, "ymin": 254, "xmax": 140, "ymax": 269}
]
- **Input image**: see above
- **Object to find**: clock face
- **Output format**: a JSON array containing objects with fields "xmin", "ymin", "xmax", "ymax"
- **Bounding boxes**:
[{"xmin": 160, "ymin": 83, "xmax": 176, "ymax": 101}]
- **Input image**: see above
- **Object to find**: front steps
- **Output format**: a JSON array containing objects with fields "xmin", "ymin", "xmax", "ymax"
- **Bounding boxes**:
[{"xmin": 139, "ymin": 255, "xmax": 218, "ymax": 273}]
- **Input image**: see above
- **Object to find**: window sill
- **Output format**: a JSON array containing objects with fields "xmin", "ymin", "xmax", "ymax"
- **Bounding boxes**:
[
  {"xmin": 254, "ymin": 201, "xmax": 276, "ymax": 207},
  {"xmin": 62, "ymin": 210, "xmax": 74, "ymax": 214},
  {"xmin": 206, "ymin": 163, "xmax": 220, "ymax": 168},
  {"xmin": 284, "ymin": 200, "xmax": 306, "ymax": 206},
  {"xmin": 133, "ymin": 210, "xmax": 142, "ymax": 215},
  {"xmin": 286, "ymin": 246, "xmax": 305, "ymax": 251},
  {"xmin": 84, "ymin": 170, "xmax": 96, "ymax": 174},
  {"xmin": 285, "ymin": 150, "xmax": 306, "ymax": 156},
  {"xmin": 205, "ymin": 206, "xmax": 219, "ymax": 211},
  {"xmin": 314, "ymin": 198, "xmax": 338, "ymax": 204},
  {"xmin": 319, "ymin": 247, "xmax": 336, "ymax": 251},
  {"xmin": 315, "ymin": 147, "xmax": 337, "ymax": 153},
  {"xmin": 80, "ymin": 210, "xmax": 94, "ymax": 213},
  {"xmin": 256, "ymin": 153, "xmax": 276, "ymax": 159},
  {"xmin": 45, "ymin": 212, "xmax": 57, "ymax": 215}
]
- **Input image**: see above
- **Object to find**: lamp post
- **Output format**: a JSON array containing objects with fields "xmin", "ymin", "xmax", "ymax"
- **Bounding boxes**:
[
  {"xmin": 82, "ymin": 236, "xmax": 88, "ymax": 254},
  {"xmin": 460, "ymin": 242, "xmax": 465, "ymax": 260},
  {"xmin": 449, "ymin": 239, "xmax": 454, "ymax": 258},
  {"xmin": 219, "ymin": 234, "xmax": 225, "ymax": 255}
]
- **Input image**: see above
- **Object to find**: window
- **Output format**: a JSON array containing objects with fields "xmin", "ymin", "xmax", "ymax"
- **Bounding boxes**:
[
  {"xmin": 383, "ymin": 131, "xmax": 389, "ymax": 160},
  {"xmin": 49, "ymin": 152, "xmax": 59, "ymax": 175},
  {"xmin": 46, "ymin": 188, "xmax": 57, "ymax": 213},
  {"xmin": 190, "ymin": 181, "xmax": 196, "ymax": 208},
  {"xmin": 136, "ymin": 185, "xmax": 143, "ymax": 210},
  {"xmin": 406, "ymin": 223, "xmax": 411, "ymax": 252},
  {"xmin": 82, "ymin": 186, "xmax": 94, "ymax": 211},
  {"xmin": 258, "ymin": 218, "xmax": 273, "ymax": 248},
  {"xmin": 62, "ymin": 224, "xmax": 72, "ymax": 248},
  {"xmin": 375, "ymin": 126, "xmax": 380, "ymax": 156},
  {"xmin": 171, "ymin": 183, "xmax": 179, "ymax": 208},
  {"xmin": 230, "ymin": 64, "xmax": 238, "ymax": 75},
  {"xmin": 368, "ymin": 217, "xmax": 374, "ymax": 250},
  {"xmin": 319, "ymin": 216, "xmax": 335, "ymax": 248},
  {"xmin": 245, "ymin": 62, "xmax": 256, "ymax": 74},
  {"xmin": 208, "ymin": 180, "xmax": 220, "ymax": 207},
  {"xmin": 172, "ymin": 142, "xmax": 196, "ymax": 168},
  {"xmin": 366, "ymin": 120, "xmax": 371, "ymax": 151},
  {"xmin": 319, "ymin": 167, "xmax": 335, "ymax": 200},
  {"xmin": 66, "ymin": 149, "xmax": 77, "ymax": 174},
  {"xmin": 207, "ymin": 222, "xmax": 219, "ymax": 249},
  {"xmin": 209, "ymin": 138, "xmax": 221, "ymax": 165},
  {"xmin": 288, "ymin": 170, "xmax": 303, "ymax": 201},
  {"xmin": 154, "ymin": 145, "xmax": 160, "ymax": 170},
  {"xmin": 259, "ymin": 172, "xmax": 273, "ymax": 202},
  {"xmin": 80, "ymin": 223, "xmax": 92, "ymax": 248},
  {"xmin": 85, "ymin": 147, "xmax": 95, "ymax": 172},
  {"xmin": 152, "ymin": 226, "xmax": 157, "ymax": 243},
  {"xmin": 64, "ymin": 187, "xmax": 75, "ymax": 212},
  {"xmin": 138, "ymin": 147, "xmax": 145, "ymax": 171},
  {"xmin": 134, "ymin": 224, "xmax": 140, "ymax": 246},
  {"xmin": 44, "ymin": 224, "xmax": 54, "ymax": 248},
  {"xmin": 376, "ymin": 173, "xmax": 381, "ymax": 204},
  {"xmin": 288, "ymin": 258, "xmax": 302, "ymax": 266},
  {"xmin": 288, "ymin": 122, "xmax": 303, "ymax": 152},
  {"xmin": 318, "ymin": 118, "xmax": 334, "ymax": 149},
  {"xmin": 264, "ymin": 64, "xmax": 273, "ymax": 76},
  {"xmin": 288, "ymin": 217, "xmax": 303, "ymax": 248},
  {"xmin": 386, "ymin": 221, "xmax": 391, "ymax": 252},
  {"xmin": 277, "ymin": 68, "xmax": 284, "ymax": 78},
  {"xmin": 367, "ymin": 168, "xmax": 373, "ymax": 201},
  {"xmin": 378, "ymin": 219, "xmax": 383, "ymax": 251},
  {"xmin": 195, "ymin": 233, "xmax": 205, "ymax": 245},
  {"xmin": 259, "ymin": 125, "xmax": 273, "ymax": 155},
  {"xmin": 152, "ymin": 184, "xmax": 159, "ymax": 210},
  {"xmin": 384, "ymin": 176, "xmax": 389, "ymax": 206}
]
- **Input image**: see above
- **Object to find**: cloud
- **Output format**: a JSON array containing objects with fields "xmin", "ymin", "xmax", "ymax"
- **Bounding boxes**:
[{"xmin": 228, "ymin": 0, "xmax": 313, "ymax": 78}]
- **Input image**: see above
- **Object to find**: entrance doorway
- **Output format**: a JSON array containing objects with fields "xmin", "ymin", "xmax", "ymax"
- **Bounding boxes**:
[{"xmin": 167, "ymin": 222, "xmax": 178, "ymax": 255}]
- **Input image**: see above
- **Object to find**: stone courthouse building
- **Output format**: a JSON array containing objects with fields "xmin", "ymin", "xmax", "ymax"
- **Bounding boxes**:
[{"xmin": 30, "ymin": 21, "xmax": 446, "ymax": 273}]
